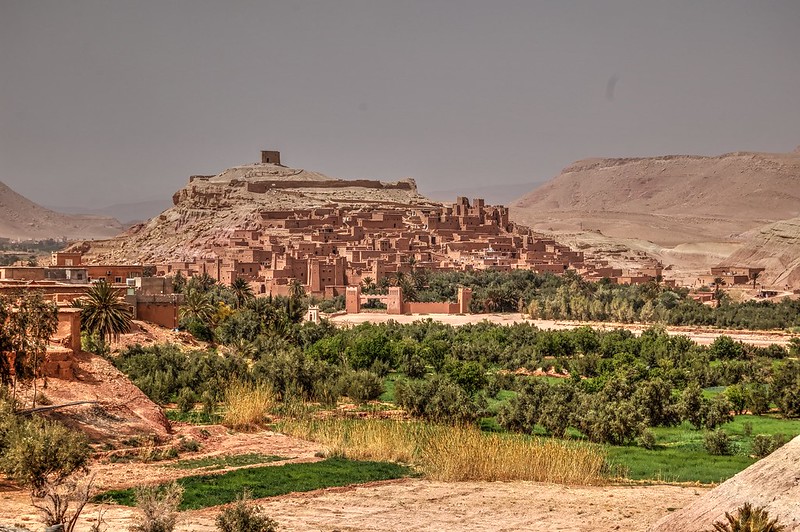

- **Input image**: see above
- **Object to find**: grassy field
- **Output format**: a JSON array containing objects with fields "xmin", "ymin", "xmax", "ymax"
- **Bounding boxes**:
[
  {"xmin": 97, "ymin": 458, "xmax": 411, "ymax": 510},
  {"xmin": 165, "ymin": 453, "xmax": 287, "ymax": 470},
  {"xmin": 606, "ymin": 415, "xmax": 800, "ymax": 483}
]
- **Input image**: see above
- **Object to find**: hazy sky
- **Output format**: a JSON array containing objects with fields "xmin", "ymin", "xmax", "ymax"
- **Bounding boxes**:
[{"xmin": 1, "ymin": 1, "xmax": 799, "ymax": 209}]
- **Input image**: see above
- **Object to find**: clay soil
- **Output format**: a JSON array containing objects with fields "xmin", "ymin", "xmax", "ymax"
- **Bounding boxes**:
[{"xmin": 0, "ymin": 424, "xmax": 709, "ymax": 531}]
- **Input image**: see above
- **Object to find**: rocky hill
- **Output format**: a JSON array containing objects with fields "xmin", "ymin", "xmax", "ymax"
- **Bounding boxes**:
[
  {"xmin": 512, "ymin": 151, "xmax": 800, "ymax": 246},
  {"xmin": 510, "ymin": 150, "xmax": 800, "ymax": 287},
  {"xmin": 724, "ymin": 217, "xmax": 800, "ymax": 288},
  {"xmin": 72, "ymin": 157, "xmax": 440, "ymax": 263},
  {"xmin": 0, "ymin": 181, "xmax": 123, "ymax": 240}
]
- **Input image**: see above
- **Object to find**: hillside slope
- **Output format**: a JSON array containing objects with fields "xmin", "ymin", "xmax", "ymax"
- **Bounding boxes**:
[
  {"xmin": 0, "ymin": 181, "xmax": 123, "ymax": 240},
  {"xmin": 650, "ymin": 434, "xmax": 800, "ymax": 531},
  {"xmin": 511, "ymin": 151, "xmax": 800, "ymax": 246},
  {"xmin": 723, "ymin": 217, "xmax": 800, "ymax": 288},
  {"xmin": 72, "ymin": 159, "xmax": 440, "ymax": 264}
]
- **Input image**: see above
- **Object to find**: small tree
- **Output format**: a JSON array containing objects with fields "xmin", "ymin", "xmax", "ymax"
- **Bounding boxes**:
[{"xmin": 5, "ymin": 292, "xmax": 59, "ymax": 407}]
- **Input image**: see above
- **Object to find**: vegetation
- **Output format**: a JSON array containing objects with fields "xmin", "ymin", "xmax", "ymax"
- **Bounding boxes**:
[
  {"xmin": 710, "ymin": 502, "xmax": 787, "ymax": 532},
  {"xmin": 215, "ymin": 490, "xmax": 278, "ymax": 532},
  {"xmin": 98, "ymin": 458, "xmax": 411, "ymax": 510},
  {"xmin": 0, "ymin": 292, "xmax": 59, "ymax": 407},
  {"xmin": 278, "ymin": 419, "xmax": 606, "ymax": 484},
  {"xmin": 221, "ymin": 382, "xmax": 275, "ymax": 430},
  {"xmin": 129, "ymin": 482, "xmax": 184, "ymax": 532},
  {"xmin": 77, "ymin": 279, "xmax": 133, "ymax": 345}
]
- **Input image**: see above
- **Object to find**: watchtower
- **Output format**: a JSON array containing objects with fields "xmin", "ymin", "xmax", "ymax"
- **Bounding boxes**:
[{"xmin": 261, "ymin": 150, "xmax": 281, "ymax": 165}]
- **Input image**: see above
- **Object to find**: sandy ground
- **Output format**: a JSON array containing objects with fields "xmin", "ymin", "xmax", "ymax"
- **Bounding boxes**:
[
  {"xmin": 330, "ymin": 313, "xmax": 796, "ymax": 347},
  {"xmin": 0, "ymin": 427, "xmax": 711, "ymax": 532}
]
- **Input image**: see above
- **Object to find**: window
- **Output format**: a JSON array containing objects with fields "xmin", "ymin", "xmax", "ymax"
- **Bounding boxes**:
[{"xmin": 115, "ymin": 277, "xmax": 122, "ymax": 283}]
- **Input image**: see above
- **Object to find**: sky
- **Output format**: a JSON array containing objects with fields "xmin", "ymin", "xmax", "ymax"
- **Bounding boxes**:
[{"xmin": 1, "ymin": 0, "xmax": 799, "ymax": 210}]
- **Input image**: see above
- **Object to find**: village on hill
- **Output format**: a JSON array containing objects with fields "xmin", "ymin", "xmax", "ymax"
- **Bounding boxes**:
[{"xmin": 3, "ymin": 150, "xmax": 786, "ymax": 325}]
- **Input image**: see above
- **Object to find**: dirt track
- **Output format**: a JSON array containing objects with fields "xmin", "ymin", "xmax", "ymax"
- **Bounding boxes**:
[{"xmin": 330, "ymin": 312, "xmax": 796, "ymax": 347}]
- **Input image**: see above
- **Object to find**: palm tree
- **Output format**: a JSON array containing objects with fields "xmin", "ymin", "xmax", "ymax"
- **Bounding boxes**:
[
  {"xmin": 230, "ymin": 277, "xmax": 255, "ymax": 309},
  {"xmin": 80, "ymin": 280, "xmax": 133, "ymax": 344},
  {"xmin": 180, "ymin": 288, "xmax": 215, "ymax": 326},
  {"xmin": 361, "ymin": 276, "xmax": 375, "ymax": 294},
  {"xmin": 288, "ymin": 279, "xmax": 306, "ymax": 300},
  {"xmin": 750, "ymin": 270, "xmax": 761, "ymax": 290}
]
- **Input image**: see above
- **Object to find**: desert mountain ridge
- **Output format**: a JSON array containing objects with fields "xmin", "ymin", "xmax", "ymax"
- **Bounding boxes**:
[
  {"xmin": 72, "ymin": 156, "xmax": 441, "ymax": 264},
  {"xmin": 0, "ymin": 180, "xmax": 123, "ymax": 241},
  {"xmin": 510, "ymin": 149, "xmax": 800, "ymax": 288}
]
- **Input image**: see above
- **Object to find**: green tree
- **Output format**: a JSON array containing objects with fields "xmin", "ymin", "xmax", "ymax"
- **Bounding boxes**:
[
  {"xmin": 0, "ymin": 416, "xmax": 90, "ymax": 496},
  {"xmin": 79, "ymin": 280, "xmax": 133, "ymax": 346},
  {"xmin": 180, "ymin": 288, "xmax": 216, "ymax": 326},
  {"xmin": 7, "ymin": 292, "xmax": 59, "ymax": 407},
  {"xmin": 230, "ymin": 278, "xmax": 255, "ymax": 309}
]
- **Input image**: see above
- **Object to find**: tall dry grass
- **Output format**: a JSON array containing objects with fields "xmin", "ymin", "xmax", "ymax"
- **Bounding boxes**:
[
  {"xmin": 221, "ymin": 382, "xmax": 275, "ymax": 430},
  {"xmin": 278, "ymin": 418, "xmax": 607, "ymax": 484}
]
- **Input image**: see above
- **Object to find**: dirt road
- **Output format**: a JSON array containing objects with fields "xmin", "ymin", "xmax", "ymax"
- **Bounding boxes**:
[{"xmin": 330, "ymin": 313, "xmax": 796, "ymax": 347}]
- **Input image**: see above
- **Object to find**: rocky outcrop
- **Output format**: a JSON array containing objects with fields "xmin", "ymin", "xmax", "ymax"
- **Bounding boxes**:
[
  {"xmin": 723, "ymin": 217, "xmax": 800, "ymax": 288},
  {"xmin": 650, "ymin": 435, "xmax": 800, "ymax": 531},
  {"xmin": 72, "ymin": 160, "xmax": 437, "ymax": 264},
  {"xmin": 0, "ymin": 181, "xmax": 123, "ymax": 240}
]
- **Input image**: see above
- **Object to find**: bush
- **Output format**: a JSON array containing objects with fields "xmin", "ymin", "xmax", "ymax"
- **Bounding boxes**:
[
  {"xmin": 176, "ymin": 388, "xmax": 198, "ymax": 414},
  {"xmin": 704, "ymin": 429, "xmax": 732, "ymax": 456},
  {"xmin": 711, "ymin": 502, "xmax": 787, "ymax": 532},
  {"xmin": 638, "ymin": 429, "xmax": 657, "ymax": 450},
  {"xmin": 338, "ymin": 370, "xmax": 383, "ymax": 404},
  {"xmin": 215, "ymin": 490, "xmax": 278, "ymax": 532},
  {"xmin": 395, "ymin": 376, "xmax": 481, "ymax": 424},
  {"xmin": 0, "ymin": 416, "xmax": 90, "ymax": 494},
  {"xmin": 752, "ymin": 433, "xmax": 787, "ymax": 458},
  {"xmin": 130, "ymin": 482, "xmax": 184, "ymax": 532}
]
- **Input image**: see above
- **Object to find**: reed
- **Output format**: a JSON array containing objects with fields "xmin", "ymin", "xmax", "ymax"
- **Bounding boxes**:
[
  {"xmin": 278, "ymin": 418, "xmax": 607, "ymax": 484},
  {"xmin": 221, "ymin": 382, "xmax": 275, "ymax": 430}
]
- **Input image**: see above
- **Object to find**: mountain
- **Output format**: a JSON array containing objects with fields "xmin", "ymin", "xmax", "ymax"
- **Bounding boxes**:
[
  {"xmin": 511, "ymin": 151, "xmax": 800, "ymax": 246},
  {"xmin": 509, "ymin": 150, "xmax": 800, "ymax": 287},
  {"xmin": 0, "ymin": 181, "xmax": 123, "ymax": 241},
  {"xmin": 71, "ymin": 156, "xmax": 440, "ymax": 263},
  {"xmin": 47, "ymin": 199, "xmax": 173, "ymax": 226}
]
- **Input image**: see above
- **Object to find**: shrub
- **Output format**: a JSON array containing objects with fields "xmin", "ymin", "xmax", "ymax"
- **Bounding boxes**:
[
  {"xmin": 704, "ymin": 429, "xmax": 732, "ymax": 456},
  {"xmin": 130, "ymin": 482, "xmax": 184, "ymax": 532},
  {"xmin": 395, "ymin": 376, "xmax": 480, "ymax": 424},
  {"xmin": 215, "ymin": 490, "xmax": 278, "ymax": 532},
  {"xmin": 711, "ymin": 502, "xmax": 786, "ymax": 532},
  {"xmin": 638, "ymin": 429, "xmax": 657, "ymax": 450},
  {"xmin": 338, "ymin": 370, "xmax": 383, "ymax": 404},
  {"xmin": 742, "ymin": 421, "xmax": 753, "ymax": 437},
  {"xmin": 176, "ymin": 388, "xmax": 197, "ymax": 414},
  {"xmin": 0, "ymin": 416, "xmax": 90, "ymax": 495},
  {"xmin": 752, "ymin": 433, "xmax": 788, "ymax": 458}
]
